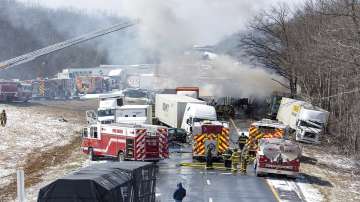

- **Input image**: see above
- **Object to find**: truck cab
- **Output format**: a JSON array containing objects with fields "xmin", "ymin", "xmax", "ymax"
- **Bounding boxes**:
[
  {"xmin": 295, "ymin": 109, "xmax": 328, "ymax": 143},
  {"xmin": 181, "ymin": 103, "xmax": 217, "ymax": 134}
]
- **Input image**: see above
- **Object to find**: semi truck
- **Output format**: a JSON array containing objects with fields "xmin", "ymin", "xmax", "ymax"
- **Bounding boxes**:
[
  {"xmin": 155, "ymin": 94, "xmax": 230, "ymax": 159},
  {"xmin": 155, "ymin": 94, "xmax": 205, "ymax": 129},
  {"xmin": 276, "ymin": 97, "xmax": 329, "ymax": 144}
]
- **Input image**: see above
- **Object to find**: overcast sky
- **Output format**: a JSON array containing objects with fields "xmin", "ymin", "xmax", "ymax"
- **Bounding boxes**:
[{"xmin": 17, "ymin": 0, "xmax": 304, "ymax": 46}]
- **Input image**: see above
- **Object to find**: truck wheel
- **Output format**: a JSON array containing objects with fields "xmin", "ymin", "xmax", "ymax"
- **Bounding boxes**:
[
  {"xmin": 255, "ymin": 169, "xmax": 264, "ymax": 177},
  {"xmin": 89, "ymin": 148, "xmax": 96, "ymax": 161},
  {"xmin": 117, "ymin": 152, "xmax": 125, "ymax": 161}
]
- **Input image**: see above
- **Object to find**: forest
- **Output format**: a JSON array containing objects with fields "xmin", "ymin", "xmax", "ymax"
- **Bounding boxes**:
[{"xmin": 241, "ymin": 0, "xmax": 360, "ymax": 157}]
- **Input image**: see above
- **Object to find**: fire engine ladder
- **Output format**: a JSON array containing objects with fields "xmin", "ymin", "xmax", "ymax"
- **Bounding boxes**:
[{"xmin": 0, "ymin": 21, "xmax": 137, "ymax": 71}]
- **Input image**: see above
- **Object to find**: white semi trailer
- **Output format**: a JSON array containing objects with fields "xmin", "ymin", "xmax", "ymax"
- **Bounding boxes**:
[
  {"xmin": 276, "ymin": 97, "xmax": 329, "ymax": 144},
  {"xmin": 155, "ymin": 94, "xmax": 206, "ymax": 128}
]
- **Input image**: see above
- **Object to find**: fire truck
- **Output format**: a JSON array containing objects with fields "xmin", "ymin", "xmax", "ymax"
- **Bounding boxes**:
[
  {"xmin": 0, "ymin": 81, "xmax": 18, "ymax": 101},
  {"xmin": 81, "ymin": 123, "xmax": 169, "ymax": 161},
  {"xmin": 246, "ymin": 119, "xmax": 287, "ymax": 156},
  {"xmin": 192, "ymin": 121, "xmax": 230, "ymax": 160}
]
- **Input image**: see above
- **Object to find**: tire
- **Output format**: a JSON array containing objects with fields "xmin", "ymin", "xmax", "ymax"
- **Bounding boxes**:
[
  {"xmin": 89, "ymin": 148, "xmax": 96, "ymax": 161},
  {"xmin": 117, "ymin": 151, "xmax": 125, "ymax": 162}
]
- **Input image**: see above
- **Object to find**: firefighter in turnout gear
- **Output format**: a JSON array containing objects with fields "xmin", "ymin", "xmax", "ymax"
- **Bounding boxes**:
[
  {"xmin": 237, "ymin": 132, "xmax": 248, "ymax": 151},
  {"xmin": 231, "ymin": 149, "xmax": 240, "ymax": 172},
  {"xmin": 222, "ymin": 149, "xmax": 233, "ymax": 170},
  {"xmin": 240, "ymin": 147, "xmax": 251, "ymax": 174},
  {"xmin": 0, "ymin": 110, "xmax": 7, "ymax": 127}
]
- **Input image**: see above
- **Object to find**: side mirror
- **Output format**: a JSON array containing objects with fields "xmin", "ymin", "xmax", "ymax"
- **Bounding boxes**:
[{"xmin": 186, "ymin": 118, "xmax": 190, "ymax": 125}]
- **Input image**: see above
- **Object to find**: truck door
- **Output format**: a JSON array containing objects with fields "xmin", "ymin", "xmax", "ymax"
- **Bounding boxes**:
[
  {"xmin": 125, "ymin": 139, "xmax": 134, "ymax": 159},
  {"xmin": 145, "ymin": 132, "xmax": 160, "ymax": 160}
]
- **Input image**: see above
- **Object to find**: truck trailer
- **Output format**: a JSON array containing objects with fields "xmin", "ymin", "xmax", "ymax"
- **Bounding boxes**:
[
  {"xmin": 155, "ymin": 94, "xmax": 205, "ymax": 128},
  {"xmin": 276, "ymin": 97, "xmax": 329, "ymax": 144}
]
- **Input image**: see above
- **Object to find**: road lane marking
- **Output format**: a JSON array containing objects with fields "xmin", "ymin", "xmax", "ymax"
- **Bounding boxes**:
[
  {"xmin": 209, "ymin": 197, "xmax": 213, "ymax": 202},
  {"xmin": 206, "ymin": 179, "xmax": 211, "ymax": 185},
  {"xmin": 265, "ymin": 179, "xmax": 281, "ymax": 202}
]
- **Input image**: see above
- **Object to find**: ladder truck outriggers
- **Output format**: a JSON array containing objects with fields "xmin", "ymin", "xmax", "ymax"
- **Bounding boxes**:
[{"xmin": 81, "ymin": 123, "xmax": 169, "ymax": 161}]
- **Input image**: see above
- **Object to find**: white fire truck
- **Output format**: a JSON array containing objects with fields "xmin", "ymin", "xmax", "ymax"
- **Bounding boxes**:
[{"xmin": 81, "ymin": 123, "xmax": 169, "ymax": 161}]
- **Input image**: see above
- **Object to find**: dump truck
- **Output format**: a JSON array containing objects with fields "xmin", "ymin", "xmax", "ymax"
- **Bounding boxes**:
[
  {"xmin": 254, "ymin": 138, "xmax": 302, "ymax": 177},
  {"xmin": 276, "ymin": 97, "xmax": 329, "ymax": 144}
]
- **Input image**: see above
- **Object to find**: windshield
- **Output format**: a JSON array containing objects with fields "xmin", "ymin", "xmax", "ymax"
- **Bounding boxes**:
[
  {"xmin": 176, "ymin": 129, "xmax": 187, "ymax": 136},
  {"xmin": 124, "ymin": 90, "xmax": 147, "ymax": 98},
  {"xmin": 98, "ymin": 109, "xmax": 115, "ymax": 117},
  {"xmin": 299, "ymin": 120, "xmax": 322, "ymax": 129},
  {"xmin": 193, "ymin": 118, "xmax": 215, "ymax": 123}
]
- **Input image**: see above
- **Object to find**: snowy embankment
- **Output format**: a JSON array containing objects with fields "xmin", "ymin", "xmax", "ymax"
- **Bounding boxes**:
[{"xmin": 0, "ymin": 103, "xmax": 83, "ymax": 193}]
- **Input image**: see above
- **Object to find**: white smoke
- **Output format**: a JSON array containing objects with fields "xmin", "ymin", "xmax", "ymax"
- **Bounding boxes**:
[{"xmin": 154, "ymin": 54, "xmax": 287, "ymax": 97}]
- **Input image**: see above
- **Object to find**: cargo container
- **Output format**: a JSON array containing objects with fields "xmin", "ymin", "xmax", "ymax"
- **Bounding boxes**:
[{"xmin": 155, "ymin": 94, "xmax": 205, "ymax": 128}]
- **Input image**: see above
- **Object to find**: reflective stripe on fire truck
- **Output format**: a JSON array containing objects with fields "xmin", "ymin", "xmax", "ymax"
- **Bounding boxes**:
[
  {"xmin": 158, "ymin": 128, "xmax": 169, "ymax": 158},
  {"xmin": 193, "ymin": 128, "xmax": 230, "ymax": 156},
  {"xmin": 135, "ymin": 129, "xmax": 146, "ymax": 160},
  {"xmin": 194, "ymin": 134, "xmax": 206, "ymax": 155},
  {"xmin": 39, "ymin": 81, "xmax": 45, "ymax": 97},
  {"xmin": 217, "ymin": 128, "xmax": 229, "ymax": 153},
  {"xmin": 247, "ymin": 126, "xmax": 285, "ymax": 150}
]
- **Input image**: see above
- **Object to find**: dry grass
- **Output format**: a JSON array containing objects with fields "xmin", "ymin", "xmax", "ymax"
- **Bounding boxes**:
[{"xmin": 0, "ymin": 134, "xmax": 82, "ymax": 201}]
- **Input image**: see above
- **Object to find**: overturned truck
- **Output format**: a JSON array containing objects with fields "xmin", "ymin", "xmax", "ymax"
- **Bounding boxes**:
[{"xmin": 38, "ymin": 162, "xmax": 156, "ymax": 202}]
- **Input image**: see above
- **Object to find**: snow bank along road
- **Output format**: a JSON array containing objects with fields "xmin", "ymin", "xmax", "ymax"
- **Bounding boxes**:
[{"xmin": 0, "ymin": 100, "xmax": 96, "ymax": 201}]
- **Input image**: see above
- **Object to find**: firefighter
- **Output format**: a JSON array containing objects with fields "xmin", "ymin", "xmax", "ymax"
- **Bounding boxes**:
[
  {"xmin": 240, "ymin": 148, "xmax": 251, "ymax": 174},
  {"xmin": 231, "ymin": 148, "xmax": 240, "ymax": 172},
  {"xmin": 237, "ymin": 132, "xmax": 248, "ymax": 151},
  {"xmin": 0, "ymin": 110, "xmax": 7, "ymax": 127},
  {"xmin": 205, "ymin": 147, "xmax": 213, "ymax": 169},
  {"xmin": 222, "ymin": 148, "xmax": 232, "ymax": 170}
]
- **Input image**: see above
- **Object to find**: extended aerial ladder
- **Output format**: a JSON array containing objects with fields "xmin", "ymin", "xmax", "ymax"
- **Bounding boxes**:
[{"xmin": 0, "ymin": 21, "xmax": 137, "ymax": 70}]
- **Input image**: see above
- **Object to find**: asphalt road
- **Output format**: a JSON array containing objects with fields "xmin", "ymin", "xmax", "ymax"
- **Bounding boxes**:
[{"xmin": 156, "ymin": 119, "xmax": 277, "ymax": 202}]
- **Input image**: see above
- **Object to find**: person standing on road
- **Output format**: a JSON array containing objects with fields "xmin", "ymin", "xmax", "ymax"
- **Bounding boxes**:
[
  {"xmin": 237, "ymin": 132, "xmax": 248, "ymax": 151},
  {"xmin": 0, "ymin": 109, "xmax": 7, "ymax": 127},
  {"xmin": 205, "ymin": 147, "xmax": 213, "ymax": 169},
  {"xmin": 222, "ymin": 148, "xmax": 233, "ymax": 170},
  {"xmin": 173, "ymin": 183, "xmax": 186, "ymax": 202},
  {"xmin": 231, "ymin": 148, "xmax": 240, "ymax": 172}
]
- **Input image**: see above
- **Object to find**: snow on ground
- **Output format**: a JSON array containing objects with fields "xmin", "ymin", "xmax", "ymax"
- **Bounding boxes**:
[
  {"xmin": 24, "ymin": 155, "xmax": 107, "ymax": 202},
  {"xmin": 0, "ymin": 103, "xmax": 82, "ymax": 190},
  {"xmin": 267, "ymin": 177, "xmax": 324, "ymax": 202}
]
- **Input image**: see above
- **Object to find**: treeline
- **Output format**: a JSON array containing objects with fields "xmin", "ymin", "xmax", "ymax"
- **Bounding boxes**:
[
  {"xmin": 240, "ymin": 0, "xmax": 360, "ymax": 156},
  {"xmin": 0, "ymin": 0, "xmax": 121, "ymax": 79}
]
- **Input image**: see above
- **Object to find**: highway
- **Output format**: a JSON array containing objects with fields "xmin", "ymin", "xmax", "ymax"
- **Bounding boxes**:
[{"xmin": 156, "ymin": 119, "xmax": 278, "ymax": 202}]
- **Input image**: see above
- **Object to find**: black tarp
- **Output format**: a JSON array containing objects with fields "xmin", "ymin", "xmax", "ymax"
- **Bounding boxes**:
[{"xmin": 38, "ymin": 162, "xmax": 156, "ymax": 202}]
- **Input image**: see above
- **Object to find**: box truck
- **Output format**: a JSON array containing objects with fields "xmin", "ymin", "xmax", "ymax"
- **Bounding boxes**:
[{"xmin": 276, "ymin": 97, "xmax": 329, "ymax": 144}]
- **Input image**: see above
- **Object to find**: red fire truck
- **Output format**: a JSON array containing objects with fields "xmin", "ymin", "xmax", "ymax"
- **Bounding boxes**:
[{"xmin": 81, "ymin": 123, "xmax": 169, "ymax": 161}]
